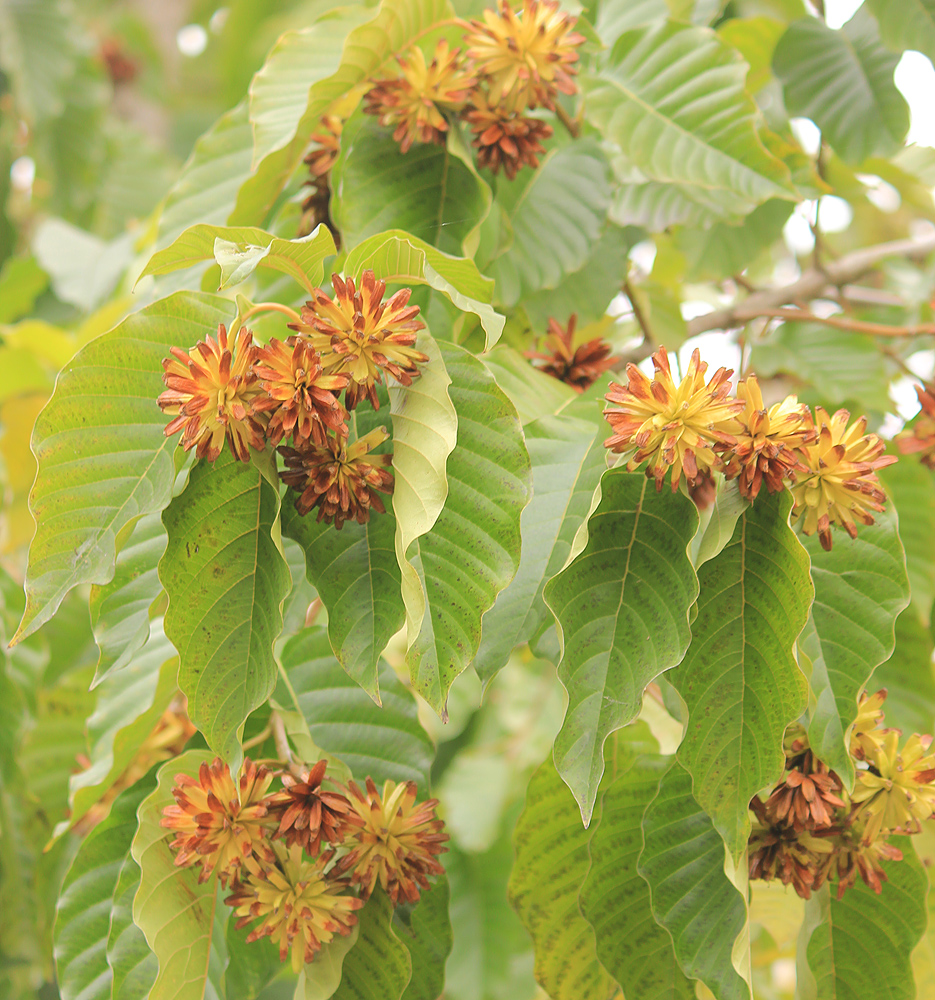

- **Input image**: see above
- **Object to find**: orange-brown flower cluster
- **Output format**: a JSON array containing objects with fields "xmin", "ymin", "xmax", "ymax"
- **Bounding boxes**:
[
  {"xmin": 526, "ymin": 314, "xmax": 619, "ymax": 392},
  {"xmin": 897, "ymin": 379, "xmax": 935, "ymax": 468},
  {"xmin": 748, "ymin": 694, "xmax": 935, "ymax": 900},
  {"xmin": 157, "ymin": 270, "xmax": 432, "ymax": 530},
  {"xmin": 163, "ymin": 756, "xmax": 447, "ymax": 971},
  {"xmin": 354, "ymin": 1, "xmax": 583, "ymax": 180},
  {"xmin": 300, "ymin": 115, "xmax": 343, "ymax": 240},
  {"xmin": 601, "ymin": 347, "xmax": 896, "ymax": 548}
]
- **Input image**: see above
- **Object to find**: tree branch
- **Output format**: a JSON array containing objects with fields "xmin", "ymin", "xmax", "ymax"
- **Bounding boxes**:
[
  {"xmin": 747, "ymin": 308, "xmax": 935, "ymax": 338},
  {"xmin": 686, "ymin": 233, "xmax": 935, "ymax": 337}
]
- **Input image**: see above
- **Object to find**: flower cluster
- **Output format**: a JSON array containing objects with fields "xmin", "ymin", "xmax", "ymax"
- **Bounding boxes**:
[
  {"xmin": 307, "ymin": 0, "xmax": 584, "ymax": 194},
  {"xmin": 525, "ymin": 314, "xmax": 619, "ymax": 392},
  {"xmin": 897, "ymin": 378, "xmax": 935, "ymax": 468},
  {"xmin": 162, "ymin": 757, "xmax": 447, "ymax": 972},
  {"xmin": 157, "ymin": 270, "xmax": 429, "ymax": 529},
  {"xmin": 601, "ymin": 347, "xmax": 896, "ymax": 549},
  {"xmin": 748, "ymin": 693, "xmax": 935, "ymax": 900}
]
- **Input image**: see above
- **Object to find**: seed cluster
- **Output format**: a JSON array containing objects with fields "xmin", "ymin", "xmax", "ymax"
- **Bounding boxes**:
[
  {"xmin": 161, "ymin": 757, "xmax": 447, "ymax": 972},
  {"xmin": 748, "ymin": 692, "xmax": 935, "ymax": 900},
  {"xmin": 599, "ymin": 346, "xmax": 895, "ymax": 550},
  {"xmin": 157, "ymin": 270, "xmax": 427, "ymax": 529}
]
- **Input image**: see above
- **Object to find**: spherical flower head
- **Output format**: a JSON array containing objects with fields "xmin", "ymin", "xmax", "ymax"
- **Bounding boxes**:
[
  {"xmin": 721, "ymin": 376, "xmax": 813, "ymax": 500},
  {"xmin": 161, "ymin": 757, "xmax": 275, "ymax": 886},
  {"xmin": 525, "ymin": 314, "xmax": 619, "ymax": 392},
  {"xmin": 292, "ymin": 271, "xmax": 427, "ymax": 410},
  {"xmin": 466, "ymin": 0, "xmax": 585, "ymax": 110},
  {"xmin": 279, "ymin": 427, "xmax": 395, "ymax": 529},
  {"xmin": 851, "ymin": 729, "xmax": 935, "ymax": 842},
  {"xmin": 225, "ymin": 842, "xmax": 362, "ymax": 973},
  {"xmin": 788, "ymin": 407, "xmax": 896, "ymax": 551},
  {"xmin": 897, "ymin": 380, "xmax": 935, "ymax": 468},
  {"xmin": 464, "ymin": 90, "xmax": 553, "ymax": 179},
  {"xmin": 364, "ymin": 41, "xmax": 476, "ymax": 153},
  {"xmin": 158, "ymin": 324, "xmax": 266, "ymax": 462},
  {"xmin": 252, "ymin": 337, "xmax": 349, "ymax": 447},
  {"xmin": 267, "ymin": 759, "xmax": 363, "ymax": 856},
  {"xmin": 603, "ymin": 348, "xmax": 743, "ymax": 491},
  {"xmin": 333, "ymin": 778, "xmax": 448, "ymax": 905}
]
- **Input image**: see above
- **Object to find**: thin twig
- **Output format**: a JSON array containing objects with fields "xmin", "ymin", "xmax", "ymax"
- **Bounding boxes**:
[
  {"xmin": 623, "ymin": 277, "xmax": 654, "ymax": 345},
  {"xmin": 271, "ymin": 711, "xmax": 295, "ymax": 766},
  {"xmin": 751, "ymin": 307, "xmax": 935, "ymax": 338},
  {"xmin": 554, "ymin": 102, "xmax": 580, "ymax": 139},
  {"xmin": 243, "ymin": 723, "xmax": 273, "ymax": 751},
  {"xmin": 232, "ymin": 301, "xmax": 303, "ymax": 337}
]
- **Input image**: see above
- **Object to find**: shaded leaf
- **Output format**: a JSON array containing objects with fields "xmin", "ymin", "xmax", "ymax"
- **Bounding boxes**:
[
  {"xmin": 14, "ymin": 292, "xmax": 232, "ymax": 644},
  {"xmin": 773, "ymin": 10, "xmax": 909, "ymax": 164},
  {"xmin": 405, "ymin": 342, "xmax": 531, "ymax": 714},
  {"xmin": 672, "ymin": 490, "xmax": 811, "ymax": 861},
  {"xmin": 873, "ymin": 610, "xmax": 935, "ymax": 739},
  {"xmin": 638, "ymin": 760, "xmax": 750, "ymax": 1000},
  {"xmin": 882, "ymin": 458, "xmax": 935, "ymax": 626},
  {"xmin": 332, "ymin": 888, "xmax": 412, "ymax": 1000},
  {"xmin": 396, "ymin": 877, "xmax": 453, "ymax": 1000},
  {"xmin": 543, "ymin": 468, "xmax": 699, "ymax": 824},
  {"xmin": 108, "ymin": 851, "xmax": 158, "ymax": 1000},
  {"xmin": 802, "ymin": 509, "xmax": 910, "ymax": 784},
  {"xmin": 161, "ymin": 451, "xmax": 292, "ymax": 762},
  {"xmin": 477, "ymin": 344, "xmax": 577, "ymax": 425}
]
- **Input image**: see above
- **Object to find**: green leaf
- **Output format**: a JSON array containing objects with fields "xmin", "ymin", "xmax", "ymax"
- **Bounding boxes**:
[
  {"xmin": 478, "ymin": 344, "xmax": 577, "ymax": 425},
  {"xmin": 68, "ymin": 626, "xmax": 177, "ymax": 828},
  {"xmin": 299, "ymin": 929, "xmax": 361, "ymax": 1000},
  {"xmin": 594, "ymin": 0, "xmax": 669, "ymax": 50},
  {"xmin": 0, "ymin": 255, "xmax": 48, "ymax": 324},
  {"xmin": 773, "ymin": 10, "xmax": 909, "ymax": 164},
  {"xmin": 89, "ymin": 511, "xmax": 167, "ymax": 683},
  {"xmin": 543, "ymin": 468, "xmax": 699, "ymax": 824},
  {"xmin": 395, "ymin": 877, "xmax": 453, "ymax": 1000},
  {"xmin": 638, "ymin": 760, "xmax": 750, "ymax": 1000},
  {"xmin": 672, "ymin": 490, "xmax": 811, "ymax": 861},
  {"xmin": 108, "ymin": 852, "xmax": 158, "ymax": 1000},
  {"xmin": 873, "ymin": 610, "xmax": 935, "ymax": 739},
  {"xmin": 445, "ymin": 841, "xmax": 536, "ymax": 1000},
  {"xmin": 332, "ymin": 889, "xmax": 412, "ymax": 1000},
  {"xmin": 131, "ymin": 751, "xmax": 229, "ymax": 1000},
  {"xmin": 54, "ymin": 777, "xmax": 156, "ymax": 1000},
  {"xmin": 235, "ymin": 0, "xmax": 454, "ymax": 226},
  {"xmin": 473, "ymin": 414, "xmax": 605, "ymax": 687},
  {"xmin": 805, "ymin": 839, "xmax": 928, "ymax": 1000},
  {"xmin": 587, "ymin": 21, "xmax": 793, "ymax": 224},
  {"xmin": 343, "ymin": 230, "xmax": 504, "ymax": 350},
  {"xmin": 14, "ymin": 291, "xmax": 233, "ymax": 644},
  {"xmin": 488, "ymin": 142, "xmax": 611, "ymax": 307},
  {"xmin": 405, "ymin": 342, "xmax": 532, "ymax": 714},
  {"xmin": 867, "ymin": 0, "xmax": 935, "ymax": 63},
  {"xmin": 579, "ymin": 754, "xmax": 694, "ymax": 1000},
  {"xmin": 160, "ymin": 451, "xmax": 292, "ymax": 762},
  {"xmin": 508, "ymin": 755, "xmax": 618, "ymax": 1000},
  {"xmin": 140, "ymin": 223, "xmax": 336, "ymax": 295},
  {"xmin": 882, "ymin": 458, "xmax": 935, "ymax": 626},
  {"xmin": 331, "ymin": 118, "xmax": 490, "ymax": 257},
  {"xmin": 156, "ymin": 102, "xmax": 255, "ymax": 248},
  {"xmin": 279, "ymin": 624, "xmax": 434, "ymax": 790},
  {"xmin": 802, "ymin": 508, "xmax": 910, "ymax": 785}
]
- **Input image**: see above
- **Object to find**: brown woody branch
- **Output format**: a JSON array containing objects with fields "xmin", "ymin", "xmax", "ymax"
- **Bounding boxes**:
[{"xmin": 686, "ymin": 233, "xmax": 935, "ymax": 337}]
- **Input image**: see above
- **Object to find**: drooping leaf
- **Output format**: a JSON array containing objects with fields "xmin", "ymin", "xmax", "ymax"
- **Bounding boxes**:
[
  {"xmin": 278, "ymin": 625, "xmax": 434, "ymax": 790},
  {"xmin": 89, "ymin": 511, "xmax": 167, "ymax": 683},
  {"xmin": 773, "ymin": 9, "xmax": 909, "ymax": 164},
  {"xmin": 579, "ymin": 754, "xmax": 694, "ymax": 1000},
  {"xmin": 638, "ymin": 760, "xmax": 751, "ymax": 1000},
  {"xmin": 804, "ymin": 839, "xmax": 927, "ymax": 1000},
  {"xmin": 802, "ymin": 509, "xmax": 910, "ymax": 784},
  {"xmin": 867, "ymin": 0, "xmax": 935, "ymax": 63},
  {"xmin": 882, "ymin": 458, "xmax": 935, "ymax": 626},
  {"xmin": 508, "ymin": 754, "xmax": 618, "ymax": 1000},
  {"xmin": 873, "ymin": 610, "xmax": 935, "ymax": 739},
  {"xmin": 108, "ymin": 851, "xmax": 158, "ymax": 1000},
  {"xmin": 488, "ymin": 142, "xmax": 611, "ymax": 307},
  {"xmin": 473, "ymin": 414, "xmax": 605, "ymax": 687},
  {"xmin": 131, "ymin": 750, "xmax": 229, "ymax": 1000},
  {"xmin": 332, "ymin": 888, "xmax": 412, "ymax": 1000},
  {"xmin": 405, "ymin": 342, "xmax": 531, "ymax": 714},
  {"xmin": 54, "ymin": 777, "xmax": 156, "ymax": 1000},
  {"xmin": 160, "ymin": 451, "xmax": 292, "ymax": 762},
  {"xmin": 139, "ymin": 223, "xmax": 336, "ymax": 295},
  {"xmin": 331, "ymin": 118, "xmax": 490, "ymax": 257},
  {"xmin": 395, "ymin": 877, "xmax": 453, "ymax": 1000},
  {"xmin": 444, "ymin": 840, "xmax": 536, "ymax": 1000},
  {"xmin": 343, "ymin": 230, "xmax": 504, "ymax": 350},
  {"xmin": 543, "ymin": 468, "xmax": 699, "ymax": 824},
  {"xmin": 672, "ymin": 489, "xmax": 811, "ymax": 861},
  {"xmin": 14, "ymin": 291, "xmax": 233, "ymax": 644},
  {"xmin": 586, "ymin": 21, "xmax": 793, "ymax": 225}
]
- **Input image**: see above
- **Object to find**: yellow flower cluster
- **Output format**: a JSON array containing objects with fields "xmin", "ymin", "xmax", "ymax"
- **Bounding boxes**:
[
  {"xmin": 157, "ymin": 270, "xmax": 429, "ymax": 529},
  {"xmin": 162, "ymin": 757, "xmax": 447, "ymax": 972},
  {"xmin": 602, "ymin": 347, "xmax": 896, "ymax": 549}
]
